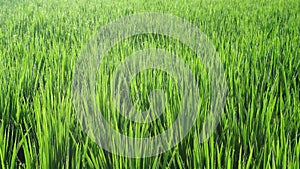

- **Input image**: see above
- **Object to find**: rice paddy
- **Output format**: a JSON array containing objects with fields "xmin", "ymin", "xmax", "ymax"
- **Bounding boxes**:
[{"xmin": 0, "ymin": 0, "xmax": 299, "ymax": 168}]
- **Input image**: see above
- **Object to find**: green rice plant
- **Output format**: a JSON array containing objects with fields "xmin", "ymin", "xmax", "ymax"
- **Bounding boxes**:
[{"xmin": 0, "ymin": 0, "xmax": 299, "ymax": 168}]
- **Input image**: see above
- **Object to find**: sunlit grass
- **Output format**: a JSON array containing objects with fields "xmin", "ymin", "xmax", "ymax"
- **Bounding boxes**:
[{"xmin": 0, "ymin": 0, "xmax": 299, "ymax": 168}]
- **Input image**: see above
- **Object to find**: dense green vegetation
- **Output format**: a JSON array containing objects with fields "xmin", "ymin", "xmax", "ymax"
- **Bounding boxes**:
[{"xmin": 0, "ymin": 0, "xmax": 299, "ymax": 168}]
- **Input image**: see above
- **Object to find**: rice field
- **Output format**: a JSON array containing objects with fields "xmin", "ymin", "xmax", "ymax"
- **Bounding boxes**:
[{"xmin": 0, "ymin": 0, "xmax": 299, "ymax": 168}]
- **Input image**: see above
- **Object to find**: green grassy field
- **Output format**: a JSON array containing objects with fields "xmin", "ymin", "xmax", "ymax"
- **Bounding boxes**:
[{"xmin": 0, "ymin": 0, "xmax": 299, "ymax": 168}]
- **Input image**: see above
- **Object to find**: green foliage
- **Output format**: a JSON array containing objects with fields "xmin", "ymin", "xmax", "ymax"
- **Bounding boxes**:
[{"xmin": 0, "ymin": 0, "xmax": 299, "ymax": 168}]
